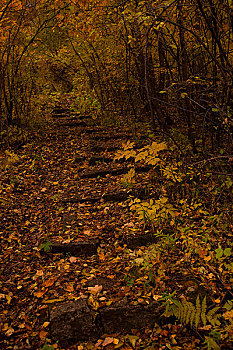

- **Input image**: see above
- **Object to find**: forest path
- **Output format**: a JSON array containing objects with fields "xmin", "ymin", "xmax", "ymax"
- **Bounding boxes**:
[{"xmin": 1, "ymin": 100, "xmax": 169, "ymax": 349}]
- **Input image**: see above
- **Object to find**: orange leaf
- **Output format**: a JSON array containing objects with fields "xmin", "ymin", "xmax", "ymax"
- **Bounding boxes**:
[
  {"xmin": 36, "ymin": 270, "xmax": 44, "ymax": 276},
  {"xmin": 64, "ymin": 283, "xmax": 74, "ymax": 292},
  {"xmin": 39, "ymin": 330, "xmax": 48, "ymax": 339},
  {"xmin": 107, "ymin": 275, "xmax": 115, "ymax": 279},
  {"xmin": 43, "ymin": 278, "xmax": 57, "ymax": 288},
  {"xmin": 35, "ymin": 290, "xmax": 47, "ymax": 298},
  {"xmin": 98, "ymin": 252, "xmax": 105, "ymax": 261}
]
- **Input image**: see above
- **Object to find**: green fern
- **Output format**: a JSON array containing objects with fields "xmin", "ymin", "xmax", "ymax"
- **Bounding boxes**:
[{"xmin": 168, "ymin": 295, "xmax": 220, "ymax": 329}]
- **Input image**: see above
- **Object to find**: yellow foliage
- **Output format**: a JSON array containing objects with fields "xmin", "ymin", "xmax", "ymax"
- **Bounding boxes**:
[{"xmin": 0, "ymin": 151, "xmax": 19, "ymax": 170}]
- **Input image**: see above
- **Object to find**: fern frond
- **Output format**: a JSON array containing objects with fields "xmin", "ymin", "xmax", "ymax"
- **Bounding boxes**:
[
  {"xmin": 189, "ymin": 303, "xmax": 196, "ymax": 328},
  {"xmin": 201, "ymin": 296, "xmax": 207, "ymax": 326},
  {"xmin": 185, "ymin": 301, "xmax": 193, "ymax": 325},
  {"xmin": 207, "ymin": 307, "xmax": 220, "ymax": 326},
  {"xmin": 195, "ymin": 295, "xmax": 201, "ymax": 329}
]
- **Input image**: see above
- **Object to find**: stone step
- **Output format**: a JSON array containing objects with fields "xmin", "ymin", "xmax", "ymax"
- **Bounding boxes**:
[
  {"xmin": 61, "ymin": 188, "xmax": 157, "ymax": 204},
  {"xmin": 50, "ymin": 299, "xmax": 161, "ymax": 347},
  {"xmin": 80, "ymin": 165, "xmax": 152, "ymax": 179}
]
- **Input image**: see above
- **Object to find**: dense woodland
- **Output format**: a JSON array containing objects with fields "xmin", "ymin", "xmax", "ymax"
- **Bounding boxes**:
[{"xmin": 0, "ymin": 1, "xmax": 233, "ymax": 350}]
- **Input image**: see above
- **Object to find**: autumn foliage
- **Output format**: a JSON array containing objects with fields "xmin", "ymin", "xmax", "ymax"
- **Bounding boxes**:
[{"xmin": 0, "ymin": 1, "xmax": 233, "ymax": 350}]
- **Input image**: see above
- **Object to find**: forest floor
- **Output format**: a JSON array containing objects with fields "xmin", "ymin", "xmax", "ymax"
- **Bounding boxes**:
[{"xmin": 0, "ymin": 96, "xmax": 232, "ymax": 350}]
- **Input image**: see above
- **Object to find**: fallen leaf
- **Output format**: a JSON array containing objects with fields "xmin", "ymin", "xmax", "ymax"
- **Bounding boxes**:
[
  {"xmin": 64, "ymin": 283, "xmax": 74, "ymax": 292},
  {"xmin": 6, "ymin": 327, "xmax": 14, "ymax": 336},
  {"xmin": 6, "ymin": 295, "xmax": 11, "ymax": 304},
  {"xmin": 88, "ymin": 285, "xmax": 103, "ymax": 294},
  {"xmin": 39, "ymin": 330, "xmax": 47, "ymax": 339},
  {"xmin": 102, "ymin": 337, "xmax": 114, "ymax": 347},
  {"xmin": 18, "ymin": 323, "xmax": 25, "ymax": 329},
  {"xmin": 42, "ymin": 322, "xmax": 50, "ymax": 328},
  {"xmin": 63, "ymin": 239, "xmax": 71, "ymax": 243},
  {"xmin": 43, "ymin": 298, "xmax": 64, "ymax": 303},
  {"xmin": 98, "ymin": 252, "xmax": 105, "ymax": 261},
  {"xmin": 35, "ymin": 290, "xmax": 47, "ymax": 298},
  {"xmin": 95, "ymin": 339, "xmax": 103, "ymax": 347},
  {"xmin": 127, "ymin": 335, "xmax": 139, "ymax": 347},
  {"xmin": 36, "ymin": 270, "xmax": 44, "ymax": 276},
  {"xmin": 43, "ymin": 277, "xmax": 57, "ymax": 288},
  {"xmin": 107, "ymin": 275, "xmax": 115, "ymax": 279},
  {"xmin": 69, "ymin": 256, "xmax": 77, "ymax": 263}
]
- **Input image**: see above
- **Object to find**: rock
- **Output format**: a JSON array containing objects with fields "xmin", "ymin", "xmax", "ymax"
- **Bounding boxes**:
[
  {"xmin": 125, "ymin": 232, "xmax": 157, "ymax": 249},
  {"xmin": 85, "ymin": 276, "xmax": 115, "ymax": 289},
  {"xmin": 59, "ymin": 121, "xmax": 87, "ymax": 127},
  {"xmin": 50, "ymin": 300, "xmax": 100, "ymax": 347},
  {"xmin": 52, "ymin": 106, "xmax": 70, "ymax": 114},
  {"xmin": 89, "ymin": 156, "xmax": 113, "ymax": 165},
  {"xmin": 48, "ymin": 240, "xmax": 99, "ymax": 256},
  {"xmin": 52, "ymin": 113, "xmax": 71, "ymax": 118},
  {"xmin": 101, "ymin": 302, "xmax": 161, "ymax": 334},
  {"xmin": 81, "ymin": 165, "xmax": 152, "ymax": 179},
  {"xmin": 92, "ymin": 134, "xmax": 131, "ymax": 141},
  {"xmin": 50, "ymin": 300, "xmax": 161, "ymax": 346}
]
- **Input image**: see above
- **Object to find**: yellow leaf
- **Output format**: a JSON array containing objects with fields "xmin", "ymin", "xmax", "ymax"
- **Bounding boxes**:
[
  {"xmin": 223, "ymin": 310, "xmax": 233, "ymax": 320},
  {"xmin": 6, "ymin": 295, "xmax": 11, "ymax": 304},
  {"xmin": 6, "ymin": 327, "xmax": 14, "ymax": 336},
  {"xmin": 204, "ymin": 255, "xmax": 211, "ymax": 262},
  {"xmin": 42, "ymin": 322, "xmax": 50, "ymax": 328},
  {"xmin": 127, "ymin": 335, "xmax": 139, "ymax": 347},
  {"xmin": 88, "ymin": 295, "xmax": 99, "ymax": 310},
  {"xmin": 98, "ymin": 251, "xmax": 105, "ymax": 261},
  {"xmin": 43, "ymin": 298, "xmax": 64, "ymax": 304},
  {"xmin": 18, "ymin": 323, "xmax": 25, "ymax": 329}
]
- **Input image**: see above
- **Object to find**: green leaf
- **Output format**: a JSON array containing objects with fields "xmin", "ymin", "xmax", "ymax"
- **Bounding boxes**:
[
  {"xmin": 215, "ymin": 248, "xmax": 223, "ymax": 259},
  {"xmin": 40, "ymin": 240, "xmax": 51, "ymax": 253},
  {"xmin": 224, "ymin": 248, "xmax": 231, "ymax": 257}
]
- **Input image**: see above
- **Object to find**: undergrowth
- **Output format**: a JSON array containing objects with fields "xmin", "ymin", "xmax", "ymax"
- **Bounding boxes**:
[{"xmin": 115, "ymin": 139, "xmax": 233, "ymax": 349}]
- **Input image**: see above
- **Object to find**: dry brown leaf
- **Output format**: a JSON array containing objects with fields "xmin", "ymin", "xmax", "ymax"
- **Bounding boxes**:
[
  {"xmin": 69, "ymin": 256, "xmax": 77, "ymax": 263},
  {"xmin": 88, "ymin": 285, "xmax": 103, "ymax": 294},
  {"xmin": 102, "ymin": 337, "xmax": 114, "ymax": 347}
]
